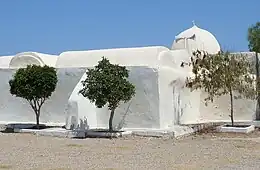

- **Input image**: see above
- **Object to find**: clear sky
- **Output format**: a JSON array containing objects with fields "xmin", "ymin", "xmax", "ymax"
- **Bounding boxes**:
[{"xmin": 0, "ymin": 0, "xmax": 259, "ymax": 55}]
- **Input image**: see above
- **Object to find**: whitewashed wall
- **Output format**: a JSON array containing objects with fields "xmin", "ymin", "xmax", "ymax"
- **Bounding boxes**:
[
  {"xmin": 65, "ymin": 67, "xmax": 161, "ymax": 130},
  {"xmin": 0, "ymin": 46, "xmax": 256, "ymax": 129},
  {"xmin": 0, "ymin": 68, "xmax": 84, "ymax": 124}
]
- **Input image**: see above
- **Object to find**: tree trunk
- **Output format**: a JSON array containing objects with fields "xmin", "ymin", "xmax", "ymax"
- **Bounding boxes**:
[
  {"xmin": 109, "ymin": 109, "xmax": 115, "ymax": 132},
  {"xmin": 229, "ymin": 89, "xmax": 234, "ymax": 126},
  {"xmin": 36, "ymin": 114, "xmax": 40, "ymax": 129},
  {"xmin": 28, "ymin": 99, "xmax": 42, "ymax": 129},
  {"xmin": 255, "ymin": 52, "xmax": 260, "ymax": 120},
  {"xmin": 35, "ymin": 109, "xmax": 41, "ymax": 129}
]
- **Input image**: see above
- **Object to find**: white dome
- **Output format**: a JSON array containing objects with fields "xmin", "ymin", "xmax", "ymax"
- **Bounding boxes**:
[{"xmin": 172, "ymin": 24, "xmax": 221, "ymax": 54}]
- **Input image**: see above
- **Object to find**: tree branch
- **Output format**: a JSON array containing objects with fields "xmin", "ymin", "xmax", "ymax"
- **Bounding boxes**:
[
  {"xmin": 40, "ymin": 98, "xmax": 46, "ymax": 108},
  {"xmin": 36, "ymin": 100, "xmax": 40, "ymax": 109},
  {"xmin": 28, "ymin": 99, "xmax": 37, "ymax": 115}
]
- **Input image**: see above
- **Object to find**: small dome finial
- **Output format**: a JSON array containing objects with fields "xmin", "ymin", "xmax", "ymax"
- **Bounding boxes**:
[{"xmin": 192, "ymin": 20, "xmax": 196, "ymax": 26}]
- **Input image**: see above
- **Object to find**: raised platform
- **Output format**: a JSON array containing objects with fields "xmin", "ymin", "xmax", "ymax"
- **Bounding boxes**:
[
  {"xmin": 14, "ymin": 128, "xmax": 78, "ymax": 138},
  {"xmin": 10, "ymin": 124, "xmax": 207, "ymax": 139},
  {"xmin": 13, "ymin": 127, "xmax": 175, "ymax": 138},
  {"xmin": 217, "ymin": 125, "xmax": 255, "ymax": 133},
  {"xmin": 6, "ymin": 121, "xmax": 259, "ymax": 139}
]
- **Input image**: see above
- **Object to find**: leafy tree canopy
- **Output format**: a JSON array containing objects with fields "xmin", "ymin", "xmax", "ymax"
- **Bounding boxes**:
[
  {"xmin": 9, "ymin": 64, "xmax": 57, "ymax": 129},
  {"xmin": 9, "ymin": 65, "xmax": 57, "ymax": 102},
  {"xmin": 186, "ymin": 50, "xmax": 257, "ymax": 126},
  {"xmin": 79, "ymin": 57, "xmax": 135, "ymax": 110},
  {"xmin": 248, "ymin": 22, "xmax": 260, "ymax": 52},
  {"xmin": 186, "ymin": 50, "xmax": 256, "ymax": 103}
]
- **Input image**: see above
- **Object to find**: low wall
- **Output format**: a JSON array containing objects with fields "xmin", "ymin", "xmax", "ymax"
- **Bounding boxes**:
[
  {"xmin": 200, "ymin": 91, "xmax": 256, "ymax": 121},
  {"xmin": 180, "ymin": 88, "xmax": 256, "ymax": 124}
]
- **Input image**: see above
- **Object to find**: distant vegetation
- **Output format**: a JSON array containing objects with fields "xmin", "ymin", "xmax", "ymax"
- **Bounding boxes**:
[{"xmin": 248, "ymin": 22, "xmax": 260, "ymax": 120}]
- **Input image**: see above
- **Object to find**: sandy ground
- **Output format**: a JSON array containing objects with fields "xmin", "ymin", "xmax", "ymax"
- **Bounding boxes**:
[{"xmin": 1, "ymin": 127, "xmax": 260, "ymax": 170}]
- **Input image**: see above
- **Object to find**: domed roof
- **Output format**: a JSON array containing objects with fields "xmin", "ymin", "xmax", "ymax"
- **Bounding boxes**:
[{"xmin": 172, "ymin": 22, "xmax": 221, "ymax": 54}]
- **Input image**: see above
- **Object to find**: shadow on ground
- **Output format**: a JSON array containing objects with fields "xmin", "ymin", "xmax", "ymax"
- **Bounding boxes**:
[{"xmin": 0, "ymin": 123, "xmax": 65, "ymax": 133}]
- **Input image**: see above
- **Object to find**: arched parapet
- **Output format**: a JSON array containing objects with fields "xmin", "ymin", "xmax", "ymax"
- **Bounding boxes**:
[{"xmin": 9, "ymin": 52, "xmax": 45, "ymax": 68}]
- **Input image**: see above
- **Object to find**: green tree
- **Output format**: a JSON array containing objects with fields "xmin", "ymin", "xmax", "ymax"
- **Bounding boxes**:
[
  {"xmin": 9, "ymin": 65, "xmax": 58, "ymax": 129},
  {"xmin": 79, "ymin": 57, "xmax": 135, "ymax": 132},
  {"xmin": 186, "ymin": 50, "xmax": 256, "ymax": 126},
  {"xmin": 248, "ymin": 22, "xmax": 260, "ymax": 120}
]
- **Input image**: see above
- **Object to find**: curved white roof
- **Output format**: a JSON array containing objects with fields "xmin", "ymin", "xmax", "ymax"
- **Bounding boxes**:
[
  {"xmin": 56, "ymin": 46, "xmax": 169, "ymax": 68},
  {"xmin": 172, "ymin": 24, "xmax": 221, "ymax": 54},
  {"xmin": 9, "ymin": 52, "xmax": 58, "ymax": 68}
]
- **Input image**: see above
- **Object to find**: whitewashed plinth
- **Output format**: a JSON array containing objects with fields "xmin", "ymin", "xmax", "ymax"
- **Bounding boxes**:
[
  {"xmin": 14, "ymin": 128, "xmax": 79, "ymax": 138},
  {"xmin": 217, "ymin": 125, "xmax": 255, "ymax": 133},
  {"xmin": 86, "ymin": 131, "xmax": 131, "ymax": 138},
  {"xmin": 7, "ymin": 123, "xmax": 45, "ymax": 129}
]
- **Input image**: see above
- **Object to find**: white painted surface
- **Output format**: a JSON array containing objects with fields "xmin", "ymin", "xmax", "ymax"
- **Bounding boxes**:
[
  {"xmin": 13, "ymin": 128, "xmax": 79, "ymax": 138},
  {"xmin": 56, "ymin": 46, "xmax": 169, "ymax": 68},
  {"xmin": 0, "ymin": 46, "xmax": 257, "ymax": 131},
  {"xmin": 66, "ymin": 66, "xmax": 161, "ymax": 130},
  {"xmin": 86, "ymin": 131, "xmax": 129, "ymax": 138},
  {"xmin": 65, "ymin": 72, "xmax": 97, "ymax": 129},
  {"xmin": 200, "ymin": 91, "xmax": 256, "ymax": 121},
  {"xmin": 0, "ymin": 24, "xmax": 257, "ymax": 133},
  {"xmin": 0, "ymin": 46, "xmax": 190, "ymax": 131},
  {"xmin": 13, "ymin": 127, "xmax": 174, "ymax": 138},
  {"xmin": 0, "ymin": 56, "xmax": 13, "ymax": 68},
  {"xmin": 64, "ymin": 47, "xmax": 192, "ymax": 130},
  {"xmin": 9, "ymin": 52, "xmax": 58, "ymax": 68},
  {"xmin": 172, "ymin": 24, "xmax": 221, "ymax": 54},
  {"xmin": 217, "ymin": 125, "xmax": 255, "ymax": 133},
  {"xmin": 0, "ymin": 68, "xmax": 84, "ymax": 124}
]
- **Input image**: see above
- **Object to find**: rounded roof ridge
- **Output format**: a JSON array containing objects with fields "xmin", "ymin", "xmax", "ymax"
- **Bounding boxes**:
[{"xmin": 172, "ymin": 23, "xmax": 221, "ymax": 54}]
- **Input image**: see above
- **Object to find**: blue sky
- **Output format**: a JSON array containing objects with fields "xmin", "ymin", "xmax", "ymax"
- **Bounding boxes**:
[{"xmin": 0, "ymin": 0, "xmax": 259, "ymax": 55}]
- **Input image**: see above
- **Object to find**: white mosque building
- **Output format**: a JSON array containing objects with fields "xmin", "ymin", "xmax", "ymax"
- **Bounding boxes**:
[{"xmin": 0, "ymin": 23, "xmax": 256, "ymax": 132}]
